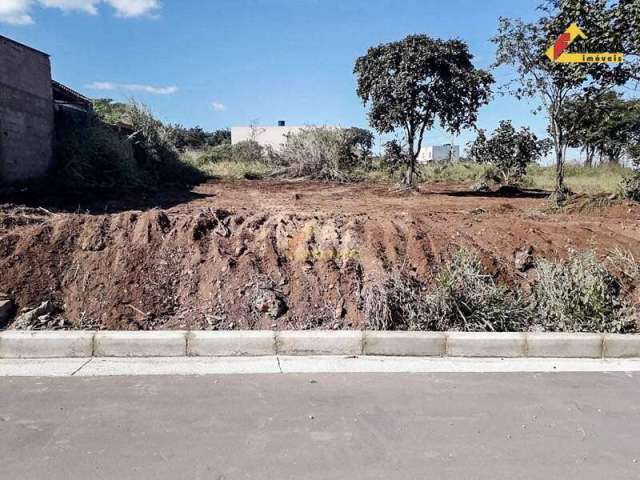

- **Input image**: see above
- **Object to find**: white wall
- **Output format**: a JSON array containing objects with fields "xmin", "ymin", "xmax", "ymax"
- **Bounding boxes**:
[
  {"xmin": 231, "ymin": 126, "xmax": 307, "ymax": 152},
  {"xmin": 418, "ymin": 145, "xmax": 460, "ymax": 163}
]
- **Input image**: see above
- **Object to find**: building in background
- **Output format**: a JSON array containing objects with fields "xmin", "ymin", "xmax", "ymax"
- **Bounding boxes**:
[
  {"xmin": 0, "ymin": 36, "xmax": 91, "ymax": 184},
  {"xmin": 232, "ymin": 122, "xmax": 327, "ymax": 152},
  {"xmin": 418, "ymin": 144, "xmax": 460, "ymax": 163},
  {"xmin": 0, "ymin": 35, "xmax": 54, "ymax": 183}
]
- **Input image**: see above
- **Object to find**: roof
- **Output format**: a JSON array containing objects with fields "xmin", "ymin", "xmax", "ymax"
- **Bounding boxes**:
[
  {"xmin": 52, "ymin": 80, "xmax": 93, "ymax": 110},
  {"xmin": 0, "ymin": 34, "xmax": 49, "ymax": 58}
]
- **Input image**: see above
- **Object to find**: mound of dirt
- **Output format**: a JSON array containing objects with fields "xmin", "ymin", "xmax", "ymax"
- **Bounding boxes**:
[{"xmin": 1, "ymin": 180, "xmax": 639, "ymax": 330}]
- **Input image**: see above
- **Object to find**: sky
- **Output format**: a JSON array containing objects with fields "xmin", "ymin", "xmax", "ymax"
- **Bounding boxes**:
[{"xmin": 1, "ymin": 0, "xmax": 549, "ymax": 154}]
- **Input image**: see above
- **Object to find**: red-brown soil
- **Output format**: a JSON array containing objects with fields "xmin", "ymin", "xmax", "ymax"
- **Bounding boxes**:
[{"xmin": 1, "ymin": 180, "xmax": 639, "ymax": 330}]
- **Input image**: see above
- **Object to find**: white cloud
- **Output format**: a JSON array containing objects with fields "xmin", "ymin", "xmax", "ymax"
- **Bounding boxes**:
[
  {"xmin": 211, "ymin": 102, "xmax": 227, "ymax": 112},
  {"xmin": 123, "ymin": 83, "xmax": 177, "ymax": 95},
  {"xmin": 86, "ymin": 81, "xmax": 116, "ymax": 90},
  {"xmin": 39, "ymin": 0, "xmax": 100, "ymax": 14},
  {"xmin": 86, "ymin": 81, "xmax": 177, "ymax": 95},
  {"xmin": 105, "ymin": 0, "xmax": 159, "ymax": 18},
  {"xmin": 0, "ymin": 0, "xmax": 160, "ymax": 24},
  {"xmin": 0, "ymin": 0, "xmax": 34, "ymax": 25}
]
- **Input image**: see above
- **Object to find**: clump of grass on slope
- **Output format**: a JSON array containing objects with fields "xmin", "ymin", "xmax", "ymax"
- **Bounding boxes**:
[
  {"xmin": 424, "ymin": 250, "xmax": 532, "ymax": 332},
  {"xmin": 532, "ymin": 251, "xmax": 635, "ymax": 333},
  {"xmin": 365, "ymin": 250, "xmax": 531, "ymax": 332},
  {"xmin": 364, "ymin": 271, "xmax": 429, "ymax": 331}
]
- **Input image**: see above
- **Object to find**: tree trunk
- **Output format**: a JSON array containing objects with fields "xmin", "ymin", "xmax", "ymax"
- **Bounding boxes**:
[
  {"xmin": 404, "ymin": 133, "xmax": 416, "ymax": 186},
  {"xmin": 551, "ymin": 116, "xmax": 566, "ymax": 200},
  {"xmin": 584, "ymin": 147, "xmax": 594, "ymax": 168},
  {"xmin": 555, "ymin": 147, "xmax": 565, "ymax": 195}
]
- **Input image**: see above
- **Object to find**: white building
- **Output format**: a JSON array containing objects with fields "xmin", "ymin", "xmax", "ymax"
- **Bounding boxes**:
[
  {"xmin": 418, "ymin": 144, "xmax": 460, "ymax": 163},
  {"xmin": 231, "ymin": 122, "xmax": 309, "ymax": 152}
]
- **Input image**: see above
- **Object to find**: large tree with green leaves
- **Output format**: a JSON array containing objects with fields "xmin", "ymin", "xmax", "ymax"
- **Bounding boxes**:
[
  {"xmin": 560, "ymin": 92, "xmax": 640, "ymax": 166},
  {"xmin": 492, "ymin": 0, "xmax": 639, "ymax": 200},
  {"xmin": 354, "ymin": 34, "xmax": 493, "ymax": 185}
]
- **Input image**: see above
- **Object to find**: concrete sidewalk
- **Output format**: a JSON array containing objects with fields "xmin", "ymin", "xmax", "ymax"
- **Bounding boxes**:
[
  {"xmin": 1, "ymin": 372, "xmax": 639, "ymax": 479},
  {"xmin": 3, "ymin": 356, "xmax": 640, "ymax": 377}
]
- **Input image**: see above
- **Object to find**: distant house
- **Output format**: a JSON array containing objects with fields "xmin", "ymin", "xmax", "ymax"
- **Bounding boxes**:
[
  {"xmin": 232, "ymin": 122, "xmax": 331, "ymax": 152},
  {"xmin": 418, "ymin": 144, "xmax": 460, "ymax": 163},
  {"xmin": 0, "ymin": 35, "xmax": 92, "ymax": 183}
]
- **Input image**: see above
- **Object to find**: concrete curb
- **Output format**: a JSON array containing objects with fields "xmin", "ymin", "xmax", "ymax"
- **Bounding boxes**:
[
  {"xmin": 0, "ymin": 331, "xmax": 94, "ymax": 359},
  {"xmin": 187, "ymin": 331, "xmax": 276, "ymax": 357},
  {"xmin": 94, "ymin": 331, "xmax": 187, "ymax": 358},
  {"xmin": 276, "ymin": 331, "xmax": 363, "ymax": 356},
  {"xmin": 1, "ymin": 331, "xmax": 640, "ymax": 359}
]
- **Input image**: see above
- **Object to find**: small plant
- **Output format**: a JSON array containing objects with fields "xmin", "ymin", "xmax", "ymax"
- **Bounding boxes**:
[
  {"xmin": 532, "ymin": 251, "xmax": 635, "ymax": 333},
  {"xmin": 424, "ymin": 250, "xmax": 531, "ymax": 332}
]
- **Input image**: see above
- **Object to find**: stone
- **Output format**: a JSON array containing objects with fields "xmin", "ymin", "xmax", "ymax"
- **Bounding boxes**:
[
  {"xmin": 0, "ymin": 299, "xmax": 14, "ymax": 327},
  {"xmin": 253, "ymin": 290, "xmax": 287, "ymax": 319},
  {"xmin": 515, "ymin": 246, "xmax": 534, "ymax": 272}
]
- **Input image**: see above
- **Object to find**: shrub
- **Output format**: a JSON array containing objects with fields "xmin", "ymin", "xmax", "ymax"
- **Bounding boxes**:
[
  {"xmin": 621, "ymin": 170, "xmax": 640, "ymax": 202},
  {"xmin": 381, "ymin": 140, "xmax": 407, "ymax": 172},
  {"xmin": 279, "ymin": 126, "xmax": 374, "ymax": 181},
  {"xmin": 468, "ymin": 120, "xmax": 551, "ymax": 185},
  {"xmin": 340, "ymin": 127, "xmax": 374, "ymax": 169},
  {"xmin": 364, "ymin": 272, "xmax": 429, "ymax": 330},
  {"xmin": 192, "ymin": 144, "xmax": 233, "ymax": 165},
  {"xmin": 232, "ymin": 140, "xmax": 263, "ymax": 163},
  {"xmin": 365, "ymin": 250, "xmax": 531, "ymax": 332},
  {"xmin": 123, "ymin": 101, "xmax": 205, "ymax": 185},
  {"xmin": 424, "ymin": 250, "xmax": 532, "ymax": 332},
  {"xmin": 53, "ymin": 100, "xmax": 205, "ymax": 191},
  {"xmin": 532, "ymin": 251, "xmax": 635, "ymax": 333},
  {"xmin": 54, "ymin": 113, "xmax": 143, "ymax": 190},
  {"xmin": 279, "ymin": 127, "xmax": 346, "ymax": 180}
]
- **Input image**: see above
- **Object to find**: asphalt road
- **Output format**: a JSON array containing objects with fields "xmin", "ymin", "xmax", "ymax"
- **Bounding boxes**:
[{"xmin": 1, "ymin": 372, "xmax": 639, "ymax": 479}]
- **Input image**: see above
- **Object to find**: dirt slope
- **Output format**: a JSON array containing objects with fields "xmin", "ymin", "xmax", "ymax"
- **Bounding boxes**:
[{"xmin": 1, "ymin": 180, "xmax": 639, "ymax": 330}]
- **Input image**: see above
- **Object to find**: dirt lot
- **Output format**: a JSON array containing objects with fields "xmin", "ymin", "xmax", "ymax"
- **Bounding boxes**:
[{"xmin": 1, "ymin": 180, "xmax": 639, "ymax": 330}]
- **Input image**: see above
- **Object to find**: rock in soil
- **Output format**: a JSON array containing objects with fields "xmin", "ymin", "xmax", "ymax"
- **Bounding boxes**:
[
  {"xmin": 11, "ymin": 301, "xmax": 56, "ymax": 330},
  {"xmin": 0, "ymin": 299, "xmax": 14, "ymax": 328},
  {"xmin": 514, "ymin": 246, "xmax": 535, "ymax": 272}
]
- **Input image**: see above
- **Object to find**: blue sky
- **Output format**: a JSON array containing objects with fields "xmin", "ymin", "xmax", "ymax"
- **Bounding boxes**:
[{"xmin": 1, "ymin": 0, "xmax": 547, "ymax": 152}]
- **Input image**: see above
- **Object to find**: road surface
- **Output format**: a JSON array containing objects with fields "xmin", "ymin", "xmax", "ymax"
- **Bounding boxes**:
[{"xmin": 1, "ymin": 372, "xmax": 639, "ymax": 479}]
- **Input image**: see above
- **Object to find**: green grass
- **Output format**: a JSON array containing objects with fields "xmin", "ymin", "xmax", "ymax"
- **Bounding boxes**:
[
  {"xmin": 181, "ymin": 150, "xmax": 272, "ymax": 180},
  {"xmin": 418, "ymin": 161, "xmax": 489, "ymax": 184},
  {"xmin": 524, "ymin": 163, "xmax": 630, "ymax": 194}
]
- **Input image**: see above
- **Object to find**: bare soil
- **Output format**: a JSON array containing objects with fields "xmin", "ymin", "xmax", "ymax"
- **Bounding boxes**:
[{"xmin": 1, "ymin": 180, "xmax": 639, "ymax": 330}]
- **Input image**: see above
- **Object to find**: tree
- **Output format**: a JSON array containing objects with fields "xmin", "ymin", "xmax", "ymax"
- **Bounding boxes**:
[
  {"xmin": 468, "ymin": 121, "xmax": 551, "ymax": 185},
  {"xmin": 206, "ymin": 129, "xmax": 231, "ymax": 147},
  {"xmin": 492, "ymin": 0, "xmax": 639, "ymax": 200},
  {"xmin": 354, "ymin": 34, "xmax": 493, "ymax": 186},
  {"xmin": 340, "ymin": 127, "xmax": 374, "ymax": 168},
  {"xmin": 92, "ymin": 98, "xmax": 129, "ymax": 125},
  {"xmin": 560, "ymin": 93, "xmax": 640, "ymax": 166},
  {"xmin": 382, "ymin": 140, "xmax": 407, "ymax": 172}
]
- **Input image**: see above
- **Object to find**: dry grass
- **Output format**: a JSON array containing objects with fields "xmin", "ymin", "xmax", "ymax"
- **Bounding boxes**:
[{"xmin": 533, "ymin": 251, "xmax": 635, "ymax": 333}]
